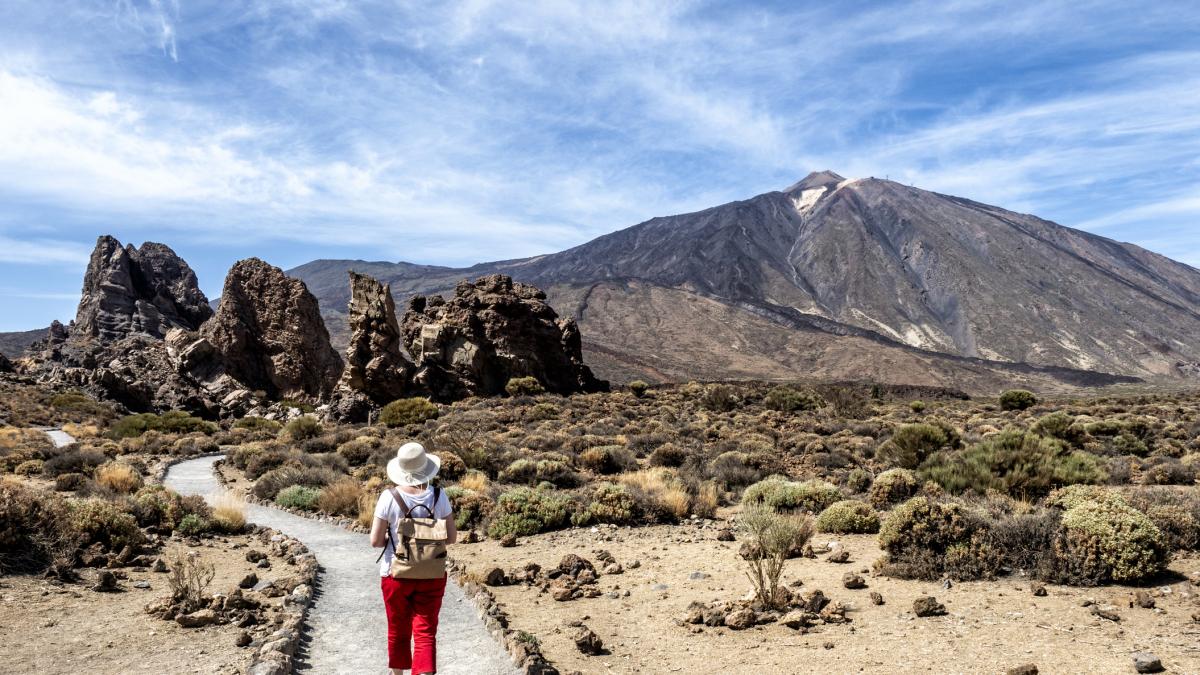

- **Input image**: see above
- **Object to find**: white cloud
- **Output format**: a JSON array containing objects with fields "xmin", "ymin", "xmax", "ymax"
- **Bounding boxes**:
[{"xmin": 0, "ymin": 235, "xmax": 91, "ymax": 265}]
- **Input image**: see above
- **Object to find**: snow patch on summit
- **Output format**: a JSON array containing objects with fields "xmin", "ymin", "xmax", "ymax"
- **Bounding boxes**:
[{"xmin": 791, "ymin": 187, "xmax": 826, "ymax": 214}]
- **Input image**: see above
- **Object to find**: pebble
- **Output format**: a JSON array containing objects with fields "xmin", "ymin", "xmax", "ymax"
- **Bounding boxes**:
[{"xmin": 1132, "ymin": 652, "xmax": 1163, "ymax": 673}]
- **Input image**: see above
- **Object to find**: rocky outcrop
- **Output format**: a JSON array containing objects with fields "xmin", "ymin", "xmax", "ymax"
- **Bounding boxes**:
[
  {"xmin": 329, "ymin": 272, "xmax": 414, "ymax": 421},
  {"xmin": 74, "ymin": 235, "xmax": 212, "ymax": 343},
  {"xmin": 0, "ymin": 350, "xmax": 11, "ymax": 373},
  {"xmin": 200, "ymin": 258, "xmax": 342, "ymax": 400},
  {"xmin": 400, "ymin": 274, "xmax": 606, "ymax": 401}
]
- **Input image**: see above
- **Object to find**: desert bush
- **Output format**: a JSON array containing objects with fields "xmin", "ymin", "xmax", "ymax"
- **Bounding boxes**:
[
  {"xmin": 499, "ymin": 457, "xmax": 578, "ymax": 487},
  {"xmin": 170, "ymin": 433, "xmax": 219, "ymax": 456},
  {"xmin": 737, "ymin": 504, "xmax": 814, "ymax": 607},
  {"xmin": 176, "ymin": 513, "xmax": 212, "ymax": 536},
  {"xmin": 1045, "ymin": 484, "xmax": 1126, "ymax": 511},
  {"xmin": 763, "ymin": 386, "xmax": 823, "ymax": 413},
  {"xmin": 336, "ymin": 437, "xmax": 378, "ymax": 466},
  {"xmin": 437, "ymin": 451, "xmax": 467, "ymax": 481},
  {"xmin": 167, "ymin": 550, "xmax": 215, "ymax": 613},
  {"xmin": 1138, "ymin": 456, "xmax": 1195, "ymax": 485},
  {"xmin": 1051, "ymin": 499, "xmax": 1169, "ymax": 584},
  {"xmin": 505, "ymin": 376, "xmax": 545, "ymax": 397},
  {"xmin": 68, "ymin": 499, "xmax": 144, "ymax": 551},
  {"xmin": 629, "ymin": 380, "xmax": 650, "ymax": 398},
  {"xmin": 108, "ymin": 411, "xmax": 216, "ymax": 439},
  {"xmin": 572, "ymin": 482, "xmax": 638, "ymax": 526},
  {"xmin": 1032, "ymin": 412, "xmax": 1086, "ymax": 446},
  {"xmin": 95, "ymin": 461, "xmax": 143, "ymax": 494},
  {"xmin": 742, "ymin": 476, "xmax": 842, "ymax": 513},
  {"xmin": 618, "ymin": 468, "xmax": 691, "ymax": 522},
  {"xmin": 876, "ymin": 423, "xmax": 957, "ymax": 469},
  {"xmin": 14, "ymin": 459, "xmax": 44, "ymax": 476},
  {"xmin": 486, "ymin": 486, "xmax": 574, "ymax": 538},
  {"xmin": 380, "ymin": 398, "xmax": 439, "ymax": 428},
  {"xmin": 999, "ymin": 389, "xmax": 1038, "ymax": 411},
  {"xmin": 54, "ymin": 473, "xmax": 88, "ymax": 491},
  {"xmin": 920, "ymin": 430, "xmax": 1105, "ymax": 497},
  {"xmin": 876, "ymin": 496, "xmax": 998, "ymax": 581},
  {"xmin": 1126, "ymin": 488, "xmax": 1200, "ymax": 551},
  {"xmin": 234, "ymin": 417, "xmax": 282, "ymax": 433},
  {"xmin": 577, "ymin": 445, "xmax": 636, "ymax": 475},
  {"xmin": 281, "ymin": 416, "xmax": 323, "ymax": 442},
  {"xmin": 909, "ymin": 400, "xmax": 927, "ymax": 413},
  {"xmin": 708, "ymin": 450, "xmax": 762, "ymax": 488},
  {"xmin": 815, "ymin": 500, "xmax": 880, "ymax": 534},
  {"xmin": 458, "ymin": 470, "xmax": 489, "ymax": 492},
  {"xmin": 649, "ymin": 442, "xmax": 688, "ymax": 468},
  {"xmin": 276, "ymin": 484, "xmax": 322, "ymax": 511},
  {"xmin": 989, "ymin": 508, "xmax": 1061, "ymax": 578},
  {"xmin": 49, "ymin": 390, "xmax": 111, "ymax": 417},
  {"xmin": 444, "ymin": 486, "xmax": 493, "ymax": 531},
  {"xmin": 699, "ymin": 384, "xmax": 739, "ymax": 412},
  {"xmin": 819, "ymin": 385, "xmax": 871, "ymax": 419},
  {"xmin": 252, "ymin": 465, "xmax": 340, "ymax": 500},
  {"xmin": 42, "ymin": 447, "xmax": 106, "ymax": 477},
  {"xmin": 317, "ymin": 479, "xmax": 363, "ymax": 516},
  {"xmin": 527, "ymin": 403, "xmax": 560, "ymax": 421},
  {"xmin": 0, "ymin": 481, "xmax": 74, "ymax": 575},
  {"xmin": 843, "ymin": 467, "xmax": 872, "ymax": 494},
  {"xmin": 133, "ymin": 485, "xmax": 184, "ymax": 530}
]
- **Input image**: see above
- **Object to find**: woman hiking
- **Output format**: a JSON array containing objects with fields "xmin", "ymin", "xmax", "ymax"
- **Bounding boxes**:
[{"xmin": 370, "ymin": 442, "xmax": 457, "ymax": 675}]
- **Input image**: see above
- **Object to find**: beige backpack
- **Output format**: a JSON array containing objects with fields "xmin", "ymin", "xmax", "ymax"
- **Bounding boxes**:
[{"xmin": 379, "ymin": 486, "xmax": 449, "ymax": 579}]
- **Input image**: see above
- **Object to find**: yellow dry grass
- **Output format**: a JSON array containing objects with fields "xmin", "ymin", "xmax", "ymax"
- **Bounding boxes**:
[
  {"xmin": 211, "ymin": 494, "xmax": 247, "ymax": 532},
  {"xmin": 619, "ymin": 467, "xmax": 691, "ymax": 519},
  {"xmin": 458, "ymin": 470, "xmax": 489, "ymax": 492},
  {"xmin": 61, "ymin": 423, "xmax": 100, "ymax": 439},
  {"xmin": 95, "ymin": 462, "xmax": 143, "ymax": 494},
  {"xmin": 318, "ymin": 478, "xmax": 364, "ymax": 517}
]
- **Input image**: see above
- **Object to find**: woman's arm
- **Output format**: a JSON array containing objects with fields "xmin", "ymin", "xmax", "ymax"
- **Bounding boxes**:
[
  {"xmin": 370, "ymin": 516, "xmax": 389, "ymax": 548},
  {"xmin": 445, "ymin": 516, "xmax": 457, "ymax": 545}
]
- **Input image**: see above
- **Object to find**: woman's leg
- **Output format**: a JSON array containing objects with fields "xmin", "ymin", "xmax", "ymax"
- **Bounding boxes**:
[
  {"xmin": 409, "ymin": 576, "xmax": 448, "ymax": 674},
  {"xmin": 381, "ymin": 576, "xmax": 415, "ymax": 671}
]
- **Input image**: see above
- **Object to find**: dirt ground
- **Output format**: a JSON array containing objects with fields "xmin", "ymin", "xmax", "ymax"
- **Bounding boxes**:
[
  {"xmin": 0, "ymin": 534, "xmax": 285, "ymax": 675},
  {"xmin": 458, "ymin": 519, "xmax": 1200, "ymax": 674}
]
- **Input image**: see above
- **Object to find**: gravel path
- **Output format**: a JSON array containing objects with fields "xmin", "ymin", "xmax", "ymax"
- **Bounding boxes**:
[
  {"xmin": 164, "ymin": 455, "xmax": 518, "ymax": 675},
  {"xmin": 34, "ymin": 426, "xmax": 76, "ymax": 448}
]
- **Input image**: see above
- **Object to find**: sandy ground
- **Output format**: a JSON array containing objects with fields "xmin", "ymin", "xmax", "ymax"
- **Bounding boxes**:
[
  {"xmin": 0, "ymin": 535, "xmax": 273, "ymax": 675},
  {"xmin": 458, "ymin": 520, "xmax": 1200, "ymax": 674}
]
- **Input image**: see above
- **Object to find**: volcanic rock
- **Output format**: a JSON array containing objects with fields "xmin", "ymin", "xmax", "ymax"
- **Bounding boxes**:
[
  {"xmin": 400, "ymin": 275, "xmax": 606, "ymax": 401},
  {"xmin": 201, "ymin": 258, "xmax": 342, "ymax": 400},
  {"xmin": 913, "ymin": 596, "xmax": 947, "ymax": 617},
  {"xmin": 330, "ymin": 272, "xmax": 414, "ymax": 420}
]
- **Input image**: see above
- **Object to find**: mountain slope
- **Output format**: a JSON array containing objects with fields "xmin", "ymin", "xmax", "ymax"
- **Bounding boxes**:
[{"xmin": 291, "ymin": 171, "xmax": 1200, "ymax": 388}]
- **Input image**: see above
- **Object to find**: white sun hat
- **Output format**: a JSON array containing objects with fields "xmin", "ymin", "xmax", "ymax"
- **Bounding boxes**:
[{"xmin": 386, "ymin": 442, "xmax": 442, "ymax": 486}]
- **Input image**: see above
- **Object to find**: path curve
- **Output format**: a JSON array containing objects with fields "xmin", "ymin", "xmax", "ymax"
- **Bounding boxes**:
[
  {"xmin": 35, "ymin": 427, "xmax": 76, "ymax": 448},
  {"xmin": 164, "ymin": 455, "xmax": 517, "ymax": 675}
]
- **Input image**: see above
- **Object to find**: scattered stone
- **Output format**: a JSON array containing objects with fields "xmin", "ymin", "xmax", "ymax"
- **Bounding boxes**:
[
  {"xmin": 688, "ymin": 571, "xmax": 710, "ymax": 581},
  {"xmin": 484, "ymin": 568, "xmax": 508, "ymax": 587},
  {"xmin": 92, "ymin": 571, "xmax": 119, "ymax": 593},
  {"xmin": 802, "ymin": 590, "xmax": 830, "ymax": 613},
  {"xmin": 913, "ymin": 596, "xmax": 947, "ymax": 617},
  {"xmin": 1133, "ymin": 590, "xmax": 1155, "ymax": 609},
  {"xmin": 176, "ymin": 609, "xmax": 218, "ymax": 628},
  {"xmin": 827, "ymin": 550, "xmax": 850, "ymax": 564},
  {"xmin": 1030, "ymin": 583, "xmax": 1047, "ymax": 597},
  {"xmin": 573, "ymin": 625, "xmax": 604, "ymax": 655},
  {"xmin": 133, "ymin": 581, "xmax": 151, "ymax": 590},
  {"xmin": 236, "ymin": 632, "xmax": 253, "ymax": 648},
  {"xmin": 239, "ymin": 573, "xmax": 259, "ymax": 589},
  {"xmin": 499, "ymin": 534, "xmax": 518, "ymax": 548},
  {"xmin": 779, "ymin": 610, "xmax": 813, "ymax": 631},
  {"xmin": 1006, "ymin": 664, "xmax": 1038, "ymax": 675},
  {"xmin": 869, "ymin": 591, "xmax": 884, "ymax": 606},
  {"xmin": 1091, "ymin": 606, "xmax": 1121, "ymax": 622},
  {"xmin": 245, "ymin": 550, "xmax": 267, "ymax": 563},
  {"xmin": 842, "ymin": 573, "xmax": 866, "ymax": 589},
  {"xmin": 603, "ymin": 563, "xmax": 623, "ymax": 575},
  {"xmin": 823, "ymin": 642, "xmax": 834, "ymax": 650},
  {"xmin": 715, "ymin": 528, "xmax": 735, "ymax": 542},
  {"xmin": 723, "ymin": 607, "xmax": 756, "ymax": 630},
  {"xmin": 1132, "ymin": 652, "xmax": 1163, "ymax": 673}
]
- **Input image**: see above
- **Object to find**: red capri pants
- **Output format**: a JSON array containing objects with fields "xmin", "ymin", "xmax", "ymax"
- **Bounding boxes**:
[{"xmin": 381, "ymin": 574, "xmax": 447, "ymax": 673}]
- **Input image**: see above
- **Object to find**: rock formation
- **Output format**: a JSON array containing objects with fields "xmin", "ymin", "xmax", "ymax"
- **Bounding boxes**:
[
  {"xmin": 0, "ymin": 350, "xmax": 11, "ymax": 373},
  {"xmin": 400, "ymin": 274, "xmax": 607, "ymax": 401},
  {"xmin": 200, "ymin": 258, "xmax": 343, "ymax": 400},
  {"xmin": 74, "ymin": 235, "xmax": 212, "ymax": 342},
  {"xmin": 329, "ymin": 272, "xmax": 414, "ymax": 420}
]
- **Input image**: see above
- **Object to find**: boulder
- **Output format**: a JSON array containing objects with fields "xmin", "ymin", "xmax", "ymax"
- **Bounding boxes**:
[
  {"xmin": 1132, "ymin": 653, "xmax": 1163, "ymax": 673},
  {"xmin": 400, "ymin": 275, "xmax": 607, "ymax": 401},
  {"xmin": 572, "ymin": 625, "xmax": 604, "ymax": 655},
  {"xmin": 332, "ymin": 272, "xmax": 413, "ymax": 417},
  {"xmin": 913, "ymin": 596, "xmax": 947, "ymax": 617},
  {"xmin": 176, "ymin": 609, "xmax": 218, "ymax": 628},
  {"xmin": 723, "ymin": 607, "xmax": 756, "ymax": 630},
  {"xmin": 842, "ymin": 572, "xmax": 866, "ymax": 589}
]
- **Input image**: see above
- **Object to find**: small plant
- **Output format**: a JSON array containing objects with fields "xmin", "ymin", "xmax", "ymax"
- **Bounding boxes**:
[
  {"xmin": 281, "ymin": 416, "xmax": 323, "ymax": 441},
  {"xmin": 167, "ymin": 550, "xmax": 216, "ymax": 613},
  {"xmin": 234, "ymin": 417, "xmax": 282, "ymax": 433},
  {"xmin": 505, "ymin": 376, "xmax": 545, "ymax": 397},
  {"xmin": 577, "ymin": 445, "xmax": 636, "ymax": 475},
  {"xmin": 0, "ymin": 482, "xmax": 74, "ymax": 575},
  {"xmin": 868, "ymin": 468, "xmax": 919, "ymax": 507},
  {"xmin": 816, "ymin": 500, "xmax": 880, "ymax": 534},
  {"xmin": 737, "ymin": 504, "xmax": 814, "ymax": 607},
  {"xmin": 210, "ymin": 494, "xmax": 247, "ymax": 533},
  {"xmin": 876, "ymin": 423, "xmax": 957, "ymax": 469},
  {"xmin": 572, "ymin": 482, "xmax": 638, "ymax": 526},
  {"xmin": 252, "ymin": 465, "xmax": 340, "ymax": 500},
  {"xmin": 486, "ymin": 486, "xmax": 574, "ymax": 538},
  {"xmin": 628, "ymin": 380, "xmax": 650, "ymax": 398},
  {"xmin": 699, "ymin": 384, "xmax": 739, "ymax": 412},
  {"xmin": 95, "ymin": 461, "xmax": 143, "ymax": 494},
  {"xmin": 14, "ymin": 459, "xmax": 44, "ymax": 476},
  {"xmin": 176, "ymin": 513, "xmax": 212, "ymax": 536},
  {"xmin": 317, "ymin": 479, "xmax": 363, "ymax": 516},
  {"xmin": 920, "ymin": 430, "xmax": 1105, "ymax": 497},
  {"xmin": 742, "ymin": 476, "xmax": 842, "ymax": 513},
  {"xmin": 999, "ymin": 389, "xmax": 1038, "ymax": 411},
  {"xmin": 909, "ymin": 400, "xmax": 927, "ymax": 413},
  {"xmin": 649, "ymin": 442, "xmax": 688, "ymax": 468},
  {"xmin": 68, "ymin": 499, "xmax": 144, "ymax": 552},
  {"xmin": 276, "ymin": 485, "xmax": 322, "ymax": 511},
  {"xmin": 876, "ymin": 496, "xmax": 998, "ymax": 581},
  {"xmin": 763, "ymin": 385, "xmax": 823, "ymax": 413},
  {"xmin": 379, "ymin": 398, "xmax": 439, "ymax": 428},
  {"xmin": 618, "ymin": 468, "xmax": 692, "ymax": 522},
  {"xmin": 108, "ymin": 411, "xmax": 216, "ymax": 439}
]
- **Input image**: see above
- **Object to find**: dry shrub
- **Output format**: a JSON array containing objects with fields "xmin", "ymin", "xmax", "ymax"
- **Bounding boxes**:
[
  {"xmin": 210, "ymin": 494, "xmax": 246, "ymax": 533},
  {"xmin": 692, "ymin": 481, "xmax": 720, "ymax": 518},
  {"xmin": 318, "ymin": 478, "xmax": 364, "ymax": 516},
  {"xmin": 61, "ymin": 423, "xmax": 100, "ymax": 439},
  {"xmin": 95, "ymin": 462, "xmax": 143, "ymax": 494},
  {"xmin": 737, "ymin": 504, "xmax": 814, "ymax": 607},
  {"xmin": 618, "ymin": 468, "xmax": 691, "ymax": 522},
  {"xmin": 458, "ymin": 470, "xmax": 489, "ymax": 492},
  {"xmin": 167, "ymin": 549, "xmax": 215, "ymax": 612},
  {"xmin": 0, "ymin": 480, "xmax": 76, "ymax": 575}
]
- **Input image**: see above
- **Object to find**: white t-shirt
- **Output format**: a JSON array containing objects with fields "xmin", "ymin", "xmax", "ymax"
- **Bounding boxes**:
[{"xmin": 374, "ymin": 487, "xmax": 453, "ymax": 577}]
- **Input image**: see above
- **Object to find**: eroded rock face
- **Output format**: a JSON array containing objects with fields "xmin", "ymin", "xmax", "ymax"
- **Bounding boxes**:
[
  {"xmin": 400, "ymin": 274, "xmax": 606, "ymax": 401},
  {"xmin": 338, "ymin": 272, "xmax": 412, "ymax": 401},
  {"xmin": 201, "ymin": 258, "xmax": 342, "ymax": 400},
  {"xmin": 75, "ymin": 235, "xmax": 212, "ymax": 342}
]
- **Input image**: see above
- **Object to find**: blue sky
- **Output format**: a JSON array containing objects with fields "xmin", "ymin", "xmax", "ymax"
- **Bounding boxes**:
[{"xmin": 1, "ymin": 1, "xmax": 1198, "ymax": 331}]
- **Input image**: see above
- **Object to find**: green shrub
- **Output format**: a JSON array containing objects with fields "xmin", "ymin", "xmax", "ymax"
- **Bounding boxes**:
[
  {"xmin": 379, "ymin": 398, "xmax": 439, "ymax": 428},
  {"xmin": 876, "ymin": 423, "xmax": 958, "ymax": 469},
  {"xmin": 42, "ymin": 448, "xmax": 106, "ymax": 477},
  {"xmin": 869, "ymin": 468, "xmax": 920, "ymax": 507},
  {"xmin": 443, "ymin": 486, "xmax": 493, "ymax": 531},
  {"xmin": 486, "ymin": 486, "xmax": 574, "ymax": 538},
  {"xmin": 336, "ymin": 437, "xmax": 379, "ymax": 466},
  {"xmin": 133, "ymin": 485, "xmax": 185, "ymax": 530},
  {"xmin": 909, "ymin": 400, "xmax": 927, "ymax": 413},
  {"xmin": 709, "ymin": 450, "xmax": 762, "ymax": 487},
  {"xmin": 108, "ymin": 411, "xmax": 216, "ymax": 439},
  {"xmin": 921, "ymin": 430, "xmax": 1105, "ymax": 497},
  {"xmin": 572, "ymin": 482, "xmax": 638, "ymax": 526},
  {"xmin": 1046, "ymin": 484, "xmax": 1126, "ymax": 511},
  {"xmin": 527, "ymin": 403, "xmax": 560, "ymax": 420},
  {"xmin": 49, "ymin": 390, "xmax": 111, "ymax": 417},
  {"xmin": 14, "ymin": 459, "xmax": 44, "ymax": 476},
  {"xmin": 1052, "ymin": 500, "xmax": 1169, "ymax": 584},
  {"xmin": 276, "ymin": 485, "xmax": 322, "ymax": 511},
  {"xmin": 763, "ymin": 386, "xmax": 823, "ymax": 413},
  {"xmin": 999, "ymin": 389, "xmax": 1038, "ymax": 411},
  {"xmin": 742, "ymin": 476, "xmax": 842, "ymax": 513},
  {"xmin": 234, "ymin": 417, "xmax": 282, "ymax": 433},
  {"xmin": 499, "ymin": 457, "xmax": 578, "ymax": 487},
  {"xmin": 54, "ymin": 473, "xmax": 88, "ymax": 491},
  {"xmin": 1032, "ymin": 412, "xmax": 1086, "ymax": 446},
  {"xmin": 68, "ymin": 499, "xmax": 144, "ymax": 552},
  {"xmin": 175, "ymin": 513, "xmax": 212, "ymax": 536},
  {"xmin": 699, "ymin": 384, "xmax": 739, "ymax": 412},
  {"xmin": 876, "ymin": 496, "xmax": 998, "ymax": 581},
  {"xmin": 505, "ymin": 376, "xmax": 545, "ymax": 397},
  {"xmin": 252, "ymin": 465, "xmax": 340, "ymax": 500},
  {"xmin": 815, "ymin": 500, "xmax": 880, "ymax": 534},
  {"xmin": 281, "ymin": 416, "xmax": 323, "ymax": 441},
  {"xmin": 844, "ymin": 467, "xmax": 873, "ymax": 494},
  {"xmin": 628, "ymin": 380, "xmax": 650, "ymax": 398}
]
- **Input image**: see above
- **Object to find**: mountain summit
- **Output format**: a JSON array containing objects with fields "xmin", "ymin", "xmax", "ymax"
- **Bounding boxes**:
[{"xmin": 289, "ymin": 172, "xmax": 1200, "ymax": 390}]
